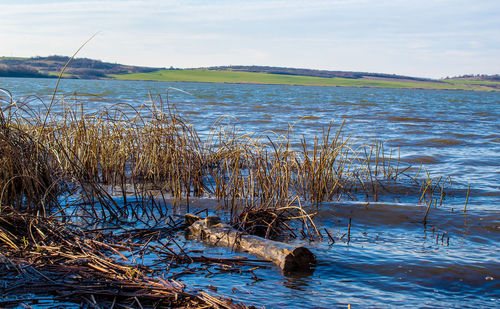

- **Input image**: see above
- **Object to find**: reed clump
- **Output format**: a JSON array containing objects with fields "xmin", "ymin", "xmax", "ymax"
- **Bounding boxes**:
[
  {"xmin": 0, "ymin": 91, "xmax": 61, "ymax": 214},
  {"xmin": 233, "ymin": 208, "xmax": 294, "ymax": 240},
  {"xmin": 1, "ymin": 91, "xmax": 419, "ymax": 225}
]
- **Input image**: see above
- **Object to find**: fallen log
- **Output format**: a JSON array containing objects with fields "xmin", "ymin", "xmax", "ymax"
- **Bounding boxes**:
[{"xmin": 185, "ymin": 214, "xmax": 316, "ymax": 272}]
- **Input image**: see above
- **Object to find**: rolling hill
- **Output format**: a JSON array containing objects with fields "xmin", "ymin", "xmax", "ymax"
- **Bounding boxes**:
[{"xmin": 1, "ymin": 56, "xmax": 498, "ymax": 91}]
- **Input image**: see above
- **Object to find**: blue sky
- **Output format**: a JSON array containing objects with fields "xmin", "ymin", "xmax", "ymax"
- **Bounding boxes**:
[{"xmin": 1, "ymin": 0, "xmax": 499, "ymax": 78}]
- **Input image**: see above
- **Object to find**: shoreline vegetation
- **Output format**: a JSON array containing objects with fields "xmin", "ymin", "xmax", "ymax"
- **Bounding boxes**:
[
  {"xmin": 1, "ymin": 56, "xmax": 499, "ymax": 91},
  {"xmin": 0, "ymin": 86, "xmax": 454, "ymax": 307}
]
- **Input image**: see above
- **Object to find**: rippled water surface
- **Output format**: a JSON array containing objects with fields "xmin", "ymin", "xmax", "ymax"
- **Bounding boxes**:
[{"xmin": 1, "ymin": 77, "xmax": 499, "ymax": 308}]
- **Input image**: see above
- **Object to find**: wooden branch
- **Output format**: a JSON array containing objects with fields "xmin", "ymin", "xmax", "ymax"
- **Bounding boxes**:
[{"xmin": 185, "ymin": 215, "xmax": 315, "ymax": 272}]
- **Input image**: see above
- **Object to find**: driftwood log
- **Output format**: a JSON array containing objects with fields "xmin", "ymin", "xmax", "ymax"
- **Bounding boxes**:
[{"xmin": 185, "ymin": 214, "xmax": 315, "ymax": 272}]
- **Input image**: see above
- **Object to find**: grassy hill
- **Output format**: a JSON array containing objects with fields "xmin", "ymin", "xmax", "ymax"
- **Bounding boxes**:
[
  {"xmin": 0, "ymin": 56, "xmax": 160, "ymax": 79},
  {"xmin": 1, "ymin": 56, "xmax": 499, "ymax": 91},
  {"xmin": 113, "ymin": 69, "xmax": 500, "ymax": 91}
]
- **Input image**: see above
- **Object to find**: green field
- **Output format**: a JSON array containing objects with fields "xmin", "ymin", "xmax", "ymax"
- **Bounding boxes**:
[
  {"xmin": 112, "ymin": 69, "xmax": 499, "ymax": 91},
  {"xmin": 2, "ymin": 55, "xmax": 498, "ymax": 91},
  {"xmin": 0, "ymin": 56, "xmax": 28, "ymax": 60},
  {"xmin": 443, "ymin": 79, "xmax": 500, "ymax": 86}
]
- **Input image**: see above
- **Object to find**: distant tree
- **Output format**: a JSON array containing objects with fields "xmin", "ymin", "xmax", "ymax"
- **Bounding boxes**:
[{"xmin": 0, "ymin": 65, "xmax": 50, "ymax": 78}]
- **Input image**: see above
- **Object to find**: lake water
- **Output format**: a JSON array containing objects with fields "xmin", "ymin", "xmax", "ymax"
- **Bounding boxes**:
[{"xmin": 1, "ymin": 77, "xmax": 499, "ymax": 308}]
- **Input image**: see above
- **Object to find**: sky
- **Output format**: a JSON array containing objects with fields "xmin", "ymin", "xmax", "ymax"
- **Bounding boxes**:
[{"xmin": 0, "ymin": 0, "xmax": 499, "ymax": 79}]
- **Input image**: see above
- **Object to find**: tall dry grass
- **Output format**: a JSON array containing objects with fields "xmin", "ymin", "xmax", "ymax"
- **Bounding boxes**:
[
  {"xmin": 1, "ymin": 89, "xmax": 441, "ymax": 229},
  {"xmin": 0, "ymin": 89, "xmax": 62, "ymax": 214}
]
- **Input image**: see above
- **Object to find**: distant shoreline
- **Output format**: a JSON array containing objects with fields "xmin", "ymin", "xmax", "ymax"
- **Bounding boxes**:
[{"xmin": 1, "ymin": 56, "xmax": 499, "ymax": 91}]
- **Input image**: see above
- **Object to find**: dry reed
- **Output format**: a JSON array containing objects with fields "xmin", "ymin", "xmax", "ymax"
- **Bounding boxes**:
[
  {"xmin": 0, "ymin": 206, "xmax": 250, "ymax": 308},
  {"xmin": 1, "ymin": 89, "xmax": 442, "ymax": 228},
  {"xmin": 0, "ymin": 88, "xmax": 454, "ymax": 306}
]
